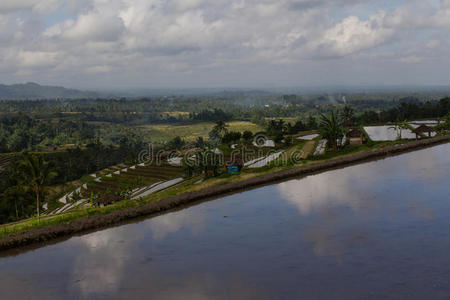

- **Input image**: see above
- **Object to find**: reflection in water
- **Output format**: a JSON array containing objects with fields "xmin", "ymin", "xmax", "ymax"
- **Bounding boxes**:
[
  {"xmin": 147, "ymin": 209, "xmax": 206, "ymax": 240},
  {"xmin": 0, "ymin": 143, "xmax": 450, "ymax": 299},
  {"xmin": 70, "ymin": 229, "xmax": 140, "ymax": 297}
]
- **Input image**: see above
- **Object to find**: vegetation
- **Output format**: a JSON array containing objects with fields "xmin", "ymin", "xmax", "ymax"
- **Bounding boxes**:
[
  {"xmin": 140, "ymin": 121, "xmax": 262, "ymax": 142},
  {"xmin": 19, "ymin": 153, "xmax": 57, "ymax": 224},
  {"xmin": 319, "ymin": 111, "xmax": 344, "ymax": 149},
  {"xmin": 0, "ymin": 93, "xmax": 449, "ymax": 227}
]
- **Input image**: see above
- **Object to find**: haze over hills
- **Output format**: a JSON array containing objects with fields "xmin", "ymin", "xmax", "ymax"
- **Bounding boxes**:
[
  {"xmin": 1, "ymin": 82, "xmax": 450, "ymax": 100},
  {"xmin": 0, "ymin": 83, "xmax": 99, "ymax": 100}
]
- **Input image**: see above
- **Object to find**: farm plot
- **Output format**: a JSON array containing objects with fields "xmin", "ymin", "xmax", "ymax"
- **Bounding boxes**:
[
  {"xmin": 82, "ymin": 164, "xmax": 184, "ymax": 198},
  {"xmin": 364, "ymin": 126, "xmax": 416, "ymax": 141},
  {"xmin": 139, "ymin": 121, "xmax": 263, "ymax": 142},
  {"xmin": 297, "ymin": 134, "xmax": 319, "ymax": 141}
]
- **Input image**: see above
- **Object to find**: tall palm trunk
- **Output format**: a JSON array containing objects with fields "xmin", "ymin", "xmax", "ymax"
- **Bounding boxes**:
[
  {"xmin": 36, "ymin": 187, "xmax": 40, "ymax": 224},
  {"xmin": 14, "ymin": 199, "xmax": 18, "ymax": 220}
]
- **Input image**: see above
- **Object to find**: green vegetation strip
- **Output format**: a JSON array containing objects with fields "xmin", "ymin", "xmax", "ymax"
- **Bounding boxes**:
[{"xmin": 1, "ymin": 135, "xmax": 449, "ymax": 251}]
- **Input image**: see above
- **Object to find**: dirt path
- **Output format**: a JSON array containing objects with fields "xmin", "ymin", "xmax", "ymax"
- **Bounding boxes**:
[{"xmin": 301, "ymin": 141, "xmax": 316, "ymax": 158}]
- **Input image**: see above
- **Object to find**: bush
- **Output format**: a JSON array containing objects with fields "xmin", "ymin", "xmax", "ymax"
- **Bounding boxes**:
[
  {"xmin": 243, "ymin": 130, "xmax": 253, "ymax": 141},
  {"xmin": 222, "ymin": 131, "xmax": 242, "ymax": 144}
]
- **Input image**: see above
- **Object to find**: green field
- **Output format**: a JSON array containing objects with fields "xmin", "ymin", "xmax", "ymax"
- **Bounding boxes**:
[{"xmin": 140, "ymin": 121, "xmax": 263, "ymax": 142}]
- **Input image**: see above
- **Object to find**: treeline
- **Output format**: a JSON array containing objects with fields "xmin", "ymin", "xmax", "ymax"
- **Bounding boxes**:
[
  {"xmin": 356, "ymin": 98, "xmax": 450, "ymax": 124},
  {"xmin": 1, "ymin": 94, "xmax": 437, "ymax": 126},
  {"xmin": 0, "ymin": 113, "xmax": 96, "ymax": 153},
  {"xmin": 191, "ymin": 109, "xmax": 232, "ymax": 121},
  {"xmin": 0, "ymin": 138, "xmax": 145, "ymax": 224}
]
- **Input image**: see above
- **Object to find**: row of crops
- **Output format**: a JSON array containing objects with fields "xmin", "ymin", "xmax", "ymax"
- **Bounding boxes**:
[
  {"xmin": 0, "ymin": 155, "xmax": 13, "ymax": 172},
  {"xmin": 81, "ymin": 164, "xmax": 185, "ymax": 197}
]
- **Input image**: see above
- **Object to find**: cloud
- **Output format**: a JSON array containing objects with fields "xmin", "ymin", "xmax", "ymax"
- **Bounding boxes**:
[
  {"xmin": 1, "ymin": 0, "xmax": 450, "ymax": 87},
  {"xmin": 311, "ymin": 13, "xmax": 394, "ymax": 58},
  {"xmin": 0, "ymin": 0, "xmax": 62, "ymax": 14}
]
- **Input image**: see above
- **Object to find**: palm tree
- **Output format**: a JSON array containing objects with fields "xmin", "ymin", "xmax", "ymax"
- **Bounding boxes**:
[
  {"xmin": 209, "ymin": 121, "xmax": 229, "ymax": 142},
  {"xmin": 319, "ymin": 111, "xmax": 344, "ymax": 150},
  {"xmin": 341, "ymin": 105, "xmax": 355, "ymax": 126},
  {"xmin": 389, "ymin": 120, "xmax": 409, "ymax": 140},
  {"xmin": 195, "ymin": 137, "xmax": 205, "ymax": 148},
  {"xmin": 20, "ymin": 153, "xmax": 57, "ymax": 224},
  {"xmin": 267, "ymin": 119, "xmax": 287, "ymax": 135},
  {"xmin": 213, "ymin": 121, "xmax": 229, "ymax": 137}
]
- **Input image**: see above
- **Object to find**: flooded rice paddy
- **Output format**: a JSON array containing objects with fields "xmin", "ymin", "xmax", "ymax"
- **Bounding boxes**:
[
  {"xmin": 1, "ymin": 143, "xmax": 450, "ymax": 299},
  {"xmin": 364, "ymin": 125, "xmax": 416, "ymax": 141}
]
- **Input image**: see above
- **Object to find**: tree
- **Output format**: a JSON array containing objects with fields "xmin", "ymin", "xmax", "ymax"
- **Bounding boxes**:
[
  {"xmin": 194, "ymin": 150, "xmax": 221, "ymax": 178},
  {"xmin": 341, "ymin": 105, "xmax": 355, "ymax": 126},
  {"xmin": 222, "ymin": 131, "xmax": 242, "ymax": 144},
  {"xmin": 168, "ymin": 136, "xmax": 185, "ymax": 150},
  {"xmin": 194, "ymin": 137, "xmax": 205, "ymax": 148},
  {"xmin": 209, "ymin": 121, "xmax": 229, "ymax": 142},
  {"xmin": 19, "ymin": 153, "xmax": 57, "ymax": 224},
  {"xmin": 389, "ymin": 120, "xmax": 409, "ymax": 140},
  {"xmin": 436, "ymin": 113, "xmax": 450, "ymax": 131},
  {"xmin": 439, "ymin": 98, "xmax": 450, "ymax": 116},
  {"xmin": 289, "ymin": 120, "xmax": 306, "ymax": 134},
  {"xmin": 319, "ymin": 111, "xmax": 344, "ymax": 150},
  {"xmin": 359, "ymin": 110, "xmax": 379, "ymax": 125},
  {"xmin": 243, "ymin": 131, "xmax": 253, "ymax": 141},
  {"xmin": 306, "ymin": 114, "xmax": 317, "ymax": 130},
  {"xmin": 267, "ymin": 119, "xmax": 287, "ymax": 135},
  {"xmin": 214, "ymin": 121, "xmax": 229, "ymax": 136}
]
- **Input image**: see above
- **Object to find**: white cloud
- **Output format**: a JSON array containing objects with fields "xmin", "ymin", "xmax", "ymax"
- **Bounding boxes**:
[
  {"xmin": 0, "ymin": 0, "xmax": 62, "ymax": 14},
  {"xmin": 312, "ymin": 13, "xmax": 394, "ymax": 57},
  {"xmin": 17, "ymin": 50, "xmax": 59, "ymax": 68},
  {"xmin": 1, "ymin": 0, "xmax": 450, "ymax": 87},
  {"xmin": 63, "ymin": 11, "xmax": 125, "ymax": 41}
]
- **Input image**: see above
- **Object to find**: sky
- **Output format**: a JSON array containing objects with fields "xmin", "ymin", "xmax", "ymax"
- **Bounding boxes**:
[{"xmin": 0, "ymin": 0, "xmax": 449, "ymax": 90}]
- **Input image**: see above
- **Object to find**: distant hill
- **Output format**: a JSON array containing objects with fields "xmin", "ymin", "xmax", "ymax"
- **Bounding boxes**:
[{"xmin": 0, "ymin": 82, "xmax": 99, "ymax": 99}]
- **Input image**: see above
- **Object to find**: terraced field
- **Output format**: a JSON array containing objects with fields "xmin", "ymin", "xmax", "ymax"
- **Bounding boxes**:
[
  {"xmin": 82, "ymin": 164, "xmax": 184, "ymax": 197},
  {"xmin": 0, "ymin": 155, "xmax": 13, "ymax": 172}
]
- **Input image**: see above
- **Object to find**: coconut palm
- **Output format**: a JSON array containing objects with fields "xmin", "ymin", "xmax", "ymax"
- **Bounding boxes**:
[
  {"xmin": 319, "ymin": 111, "xmax": 344, "ymax": 150},
  {"xmin": 389, "ymin": 120, "xmax": 409, "ymax": 140},
  {"xmin": 209, "ymin": 121, "xmax": 229, "ymax": 142},
  {"xmin": 267, "ymin": 119, "xmax": 287, "ymax": 135},
  {"xmin": 341, "ymin": 105, "xmax": 355, "ymax": 126},
  {"xmin": 213, "ymin": 121, "xmax": 229, "ymax": 137},
  {"xmin": 20, "ymin": 152, "xmax": 57, "ymax": 224}
]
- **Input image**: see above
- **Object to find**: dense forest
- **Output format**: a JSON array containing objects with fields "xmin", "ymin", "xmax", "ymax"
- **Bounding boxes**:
[{"xmin": 0, "ymin": 96, "xmax": 448, "ymax": 153}]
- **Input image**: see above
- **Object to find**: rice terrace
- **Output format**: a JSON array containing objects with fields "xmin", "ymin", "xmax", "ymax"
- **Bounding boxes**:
[{"xmin": 1, "ymin": 1, "xmax": 450, "ymax": 299}]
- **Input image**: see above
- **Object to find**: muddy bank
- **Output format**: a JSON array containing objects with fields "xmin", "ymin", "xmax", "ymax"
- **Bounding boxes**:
[{"xmin": 1, "ymin": 135, "xmax": 449, "ymax": 251}]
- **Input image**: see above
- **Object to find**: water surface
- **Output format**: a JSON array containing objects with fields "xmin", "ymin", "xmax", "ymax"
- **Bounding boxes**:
[
  {"xmin": 1, "ymin": 144, "xmax": 450, "ymax": 299},
  {"xmin": 364, "ymin": 125, "xmax": 416, "ymax": 141}
]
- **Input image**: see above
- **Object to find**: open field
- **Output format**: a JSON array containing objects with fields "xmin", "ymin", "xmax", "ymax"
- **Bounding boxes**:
[
  {"xmin": 139, "ymin": 121, "xmax": 263, "ymax": 142},
  {"xmin": 265, "ymin": 117, "xmax": 299, "ymax": 125}
]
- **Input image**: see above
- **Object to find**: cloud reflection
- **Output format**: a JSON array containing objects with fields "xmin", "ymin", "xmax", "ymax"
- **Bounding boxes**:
[
  {"xmin": 147, "ymin": 210, "xmax": 206, "ymax": 240},
  {"xmin": 276, "ymin": 145, "xmax": 449, "ymax": 261},
  {"xmin": 69, "ymin": 227, "xmax": 144, "ymax": 298}
]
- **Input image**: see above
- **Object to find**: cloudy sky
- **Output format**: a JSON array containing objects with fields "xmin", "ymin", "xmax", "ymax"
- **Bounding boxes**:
[{"xmin": 0, "ymin": 0, "xmax": 449, "ymax": 89}]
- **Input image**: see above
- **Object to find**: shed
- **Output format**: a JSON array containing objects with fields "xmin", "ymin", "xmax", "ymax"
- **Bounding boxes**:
[
  {"xmin": 347, "ymin": 128, "xmax": 365, "ymax": 145},
  {"xmin": 226, "ymin": 156, "xmax": 244, "ymax": 173},
  {"xmin": 412, "ymin": 124, "xmax": 436, "ymax": 138}
]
